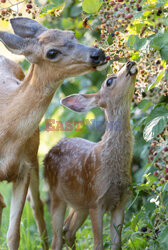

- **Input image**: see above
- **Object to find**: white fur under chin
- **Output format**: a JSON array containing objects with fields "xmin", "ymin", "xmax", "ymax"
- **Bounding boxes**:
[
  {"xmin": 96, "ymin": 62, "xmax": 109, "ymax": 71},
  {"xmin": 130, "ymin": 65, "xmax": 137, "ymax": 74}
]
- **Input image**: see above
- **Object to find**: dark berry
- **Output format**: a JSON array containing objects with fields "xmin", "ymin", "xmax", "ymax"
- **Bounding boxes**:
[
  {"xmin": 141, "ymin": 227, "xmax": 147, "ymax": 232},
  {"xmin": 26, "ymin": 4, "xmax": 33, "ymax": 9},
  {"xmin": 161, "ymin": 179, "xmax": 165, "ymax": 184},
  {"xmin": 153, "ymin": 171, "xmax": 158, "ymax": 176},
  {"xmin": 137, "ymin": 6, "xmax": 142, "ymax": 11},
  {"xmin": 125, "ymin": 7, "xmax": 130, "ymax": 12},
  {"xmin": 106, "ymin": 56, "xmax": 110, "ymax": 61},
  {"xmin": 156, "ymin": 59, "xmax": 161, "ymax": 65},
  {"xmin": 110, "ymin": 32, "xmax": 115, "ymax": 37},
  {"xmin": 157, "ymin": 9, "xmax": 162, "ymax": 16},
  {"xmin": 165, "ymin": 168, "xmax": 168, "ymax": 173},
  {"xmin": 165, "ymin": 175, "xmax": 168, "ymax": 180},
  {"xmin": 142, "ymin": 92, "xmax": 146, "ymax": 97},
  {"xmin": 126, "ymin": 14, "xmax": 133, "ymax": 19}
]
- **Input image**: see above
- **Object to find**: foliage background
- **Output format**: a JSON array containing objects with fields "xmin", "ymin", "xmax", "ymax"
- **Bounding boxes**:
[{"xmin": 0, "ymin": 0, "xmax": 168, "ymax": 249}]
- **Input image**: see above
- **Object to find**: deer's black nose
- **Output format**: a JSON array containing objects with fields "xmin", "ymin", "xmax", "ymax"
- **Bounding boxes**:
[{"xmin": 90, "ymin": 49, "xmax": 106, "ymax": 65}]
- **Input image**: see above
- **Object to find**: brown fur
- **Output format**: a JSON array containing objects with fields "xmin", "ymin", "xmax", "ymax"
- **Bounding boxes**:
[{"xmin": 44, "ymin": 62, "xmax": 137, "ymax": 250}]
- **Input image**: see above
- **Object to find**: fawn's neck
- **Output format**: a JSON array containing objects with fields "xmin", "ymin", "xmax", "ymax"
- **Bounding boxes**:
[{"xmin": 99, "ymin": 103, "xmax": 133, "ymax": 175}]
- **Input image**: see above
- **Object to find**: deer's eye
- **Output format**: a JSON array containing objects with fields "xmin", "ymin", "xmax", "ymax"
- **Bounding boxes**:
[
  {"xmin": 106, "ymin": 77, "xmax": 116, "ymax": 87},
  {"xmin": 46, "ymin": 49, "xmax": 61, "ymax": 60}
]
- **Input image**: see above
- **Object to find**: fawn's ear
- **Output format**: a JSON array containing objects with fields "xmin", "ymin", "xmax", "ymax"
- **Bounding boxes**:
[
  {"xmin": 61, "ymin": 94, "xmax": 98, "ymax": 112},
  {"xmin": 10, "ymin": 18, "xmax": 47, "ymax": 38}
]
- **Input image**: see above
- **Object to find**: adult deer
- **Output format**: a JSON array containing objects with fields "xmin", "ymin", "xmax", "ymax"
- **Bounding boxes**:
[
  {"xmin": 44, "ymin": 61, "xmax": 138, "ymax": 250},
  {"xmin": 0, "ymin": 17, "xmax": 107, "ymax": 250}
]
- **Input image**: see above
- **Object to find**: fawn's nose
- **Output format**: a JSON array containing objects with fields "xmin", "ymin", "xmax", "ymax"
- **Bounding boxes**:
[
  {"xmin": 126, "ymin": 60, "xmax": 137, "ymax": 75},
  {"xmin": 126, "ymin": 61, "xmax": 136, "ymax": 68},
  {"xmin": 90, "ymin": 49, "xmax": 106, "ymax": 65}
]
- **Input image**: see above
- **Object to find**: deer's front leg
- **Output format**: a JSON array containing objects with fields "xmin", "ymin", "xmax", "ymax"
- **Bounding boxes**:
[
  {"xmin": 7, "ymin": 173, "xmax": 30, "ymax": 250},
  {"xmin": 29, "ymin": 161, "xmax": 48, "ymax": 250},
  {"xmin": 110, "ymin": 206, "xmax": 124, "ymax": 250}
]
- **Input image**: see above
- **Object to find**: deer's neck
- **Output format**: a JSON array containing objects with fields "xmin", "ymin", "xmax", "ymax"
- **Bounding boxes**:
[{"xmin": 1, "ymin": 63, "xmax": 62, "ymax": 143}]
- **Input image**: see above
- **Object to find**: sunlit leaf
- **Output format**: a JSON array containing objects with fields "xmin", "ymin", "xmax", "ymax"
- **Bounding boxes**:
[
  {"xmin": 41, "ymin": 0, "xmax": 65, "ymax": 15},
  {"xmin": 148, "ymin": 69, "xmax": 165, "ymax": 90},
  {"xmin": 82, "ymin": 0, "xmax": 103, "ymax": 13}
]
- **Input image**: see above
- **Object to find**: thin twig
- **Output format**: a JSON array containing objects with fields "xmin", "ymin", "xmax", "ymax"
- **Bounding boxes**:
[{"xmin": 0, "ymin": 0, "xmax": 25, "ymax": 11}]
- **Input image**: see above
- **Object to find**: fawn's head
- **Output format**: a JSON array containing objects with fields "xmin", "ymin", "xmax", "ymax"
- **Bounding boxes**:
[
  {"xmin": 0, "ymin": 18, "xmax": 107, "ymax": 78},
  {"xmin": 61, "ymin": 61, "xmax": 137, "ymax": 113}
]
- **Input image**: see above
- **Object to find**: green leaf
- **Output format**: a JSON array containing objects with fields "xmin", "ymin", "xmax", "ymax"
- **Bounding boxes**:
[
  {"xmin": 70, "ymin": 4, "xmax": 82, "ymax": 17},
  {"xmin": 127, "ymin": 35, "xmax": 136, "ymax": 49},
  {"xmin": 143, "ymin": 116, "xmax": 167, "ymax": 141},
  {"xmin": 130, "ymin": 237, "xmax": 147, "ymax": 249},
  {"xmin": 127, "ymin": 35, "xmax": 148, "ymax": 51},
  {"xmin": 160, "ymin": 45, "xmax": 168, "ymax": 61},
  {"xmin": 148, "ymin": 69, "xmax": 165, "ymax": 90},
  {"xmin": 107, "ymin": 34, "xmax": 114, "ymax": 45},
  {"xmin": 41, "ymin": 0, "xmax": 65, "ymax": 15},
  {"xmin": 82, "ymin": 0, "xmax": 103, "ymax": 13},
  {"xmin": 150, "ymin": 32, "xmax": 168, "ymax": 50},
  {"xmin": 136, "ymin": 184, "xmax": 151, "ymax": 191},
  {"xmin": 159, "ymin": 227, "xmax": 168, "ymax": 248},
  {"xmin": 137, "ymin": 99, "xmax": 153, "ymax": 112},
  {"xmin": 130, "ymin": 211, "xmax": 143, "ymax": 231},
  {"xmin": 62, "ymin": 18, "xmax": 74, "ymax": 29},
  {"xmin": 143, "ymin": 105, "xmax": 168, "ymax": 141},
  {"xmin": 145, "ymin": 105, "xmax": 168, "ymax": 124}
]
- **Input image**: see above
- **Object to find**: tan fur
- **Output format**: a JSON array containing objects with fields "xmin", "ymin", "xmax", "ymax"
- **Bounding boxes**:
[
  {"xmin": 0, "ymin": 19, "xmax": 105, "ymax": 249},
  {"xmin": 44, "ymin": 62, "xmax": 137, "ymax": 250}
]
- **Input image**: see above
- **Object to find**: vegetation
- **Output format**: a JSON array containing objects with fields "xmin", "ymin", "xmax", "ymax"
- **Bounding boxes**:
[{"xmin": 0, "ymin": 0, "xmax": 168, "ymax": 249}]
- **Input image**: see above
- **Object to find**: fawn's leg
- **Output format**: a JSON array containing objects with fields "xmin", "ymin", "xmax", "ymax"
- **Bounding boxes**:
[
  {"xmin": 63, "ymin": 207, "xmax": 75, "ymax": 233},
  {"xmin": 0, "ymin": 193, "xmax": 6, "ymax": 228},
  {"xmin": 7, "ymin": 172, "xmax": 30, "ymax": 250},
  {"xmin": 29, "ymin": 161, "xmax": 48, "ymax": 250},
  {"xmin": 64, "ymin": 209, "xmax": 88, "ymax": 250},
  {"xmin": 51, "ymin": 196, "xmax": 66, "ymax": 250},
  {"xmin": 89, "ymin": 207, "xmax": 104, "ymax": 250},
  {"xmin": 110, "ymin": 206, "xmax": 124, "ymax": 250}
]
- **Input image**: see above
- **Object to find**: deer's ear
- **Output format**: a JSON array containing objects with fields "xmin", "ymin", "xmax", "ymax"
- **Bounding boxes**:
[
  {"xmin": 10, "ymin": 17, "xmax": 47, "ymax": 38},
  {"xmin": 0, "ymin": 31, "xmax": 25, "ymax": 55},
  {"xmin": 61, "ymin": 94, "xmax": 98, "ymax": 113},
  {"xmin": 0, "ymin": 31, "xmax": 39, "ymax": 63}
]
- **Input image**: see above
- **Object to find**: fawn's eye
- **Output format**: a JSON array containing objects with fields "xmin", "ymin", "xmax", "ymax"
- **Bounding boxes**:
[
  {"xmin": 106, "ymin": 77, "xmax": 116, "ymax": 87},
  {"xmin": 46, "ymin": 49, "xmax": 61, "ymax": 60}
]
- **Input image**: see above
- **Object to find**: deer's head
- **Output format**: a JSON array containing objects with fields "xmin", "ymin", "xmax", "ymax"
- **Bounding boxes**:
[
  {"xmin": 61, "ymin": 61, "xmax": 137, "ymax": 112},
  {"xmin": 0, "ymin": 18, "xmax": 107, "ymax": 78}
]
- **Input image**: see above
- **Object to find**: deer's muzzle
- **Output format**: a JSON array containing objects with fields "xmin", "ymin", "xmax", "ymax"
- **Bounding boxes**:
[{"xmin": 126, "ymin": 61, "xmax": 138, "ymax": 76}]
